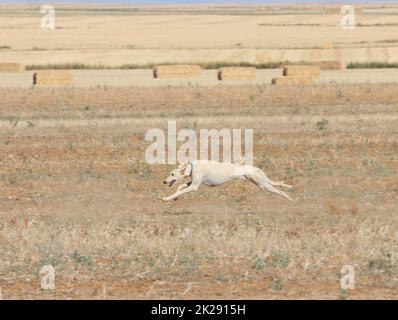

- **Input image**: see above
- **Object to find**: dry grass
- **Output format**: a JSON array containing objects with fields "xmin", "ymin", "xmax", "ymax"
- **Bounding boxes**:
[
  {"xmin": 1, "ymin": 84, "xmax": 398, "ymax": 120},
  {"xmin": 24, "ymin": 62, "xmax": 398, "ymax": 71},
  {"xmin": 348, "ymin": 62, "xmax": 398, "ymax": 69},
  {"xmin": 0, "ymin": 84, "xmax": 397, "ymax": 299}
]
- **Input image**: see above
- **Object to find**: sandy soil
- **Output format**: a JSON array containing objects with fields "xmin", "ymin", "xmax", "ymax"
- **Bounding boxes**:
[{"xmin": 0, "ymin": 84, "xmax": 397, "ymax": 299}]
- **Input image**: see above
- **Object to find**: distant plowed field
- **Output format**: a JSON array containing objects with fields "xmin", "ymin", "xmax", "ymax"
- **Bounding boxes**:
[
  {"xmin": 0, "ymin": 84, "xmax": 397, "ymax": 299},
  {"xmin": 1, "ymin": 4, "xmax": 398, "ymax": 66}
]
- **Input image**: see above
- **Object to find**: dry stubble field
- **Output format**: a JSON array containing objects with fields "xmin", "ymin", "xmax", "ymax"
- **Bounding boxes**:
[{"xmin": 0, "ymin": 84, "xmax": 397, "ymax": 299}]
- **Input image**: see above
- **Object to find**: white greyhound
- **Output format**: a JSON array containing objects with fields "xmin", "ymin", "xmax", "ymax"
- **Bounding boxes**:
[{"xmin": 162, "ymin": 160, "xmax": 293, "ymax": 202}]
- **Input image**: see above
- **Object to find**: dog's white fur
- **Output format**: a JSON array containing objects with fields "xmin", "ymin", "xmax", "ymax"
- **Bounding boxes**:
[{"xmin": 162, "ymin": 160, "xmax": 293, "ymax": 202}]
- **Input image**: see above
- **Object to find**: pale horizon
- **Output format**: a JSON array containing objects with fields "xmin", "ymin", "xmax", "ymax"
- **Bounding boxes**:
[{"xmin": 3, "ymin": 0, "xmax": 398, "ymax": 4}]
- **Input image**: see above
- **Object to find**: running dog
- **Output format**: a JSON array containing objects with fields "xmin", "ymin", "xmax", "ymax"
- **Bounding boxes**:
[{"xmin": 162, "ymin": 160, "xmax": 293, "ymax": 202}]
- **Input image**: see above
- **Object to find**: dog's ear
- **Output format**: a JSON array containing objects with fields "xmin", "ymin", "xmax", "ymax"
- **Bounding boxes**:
[{"xmin": 178, "ymin": 162, "xmax": 190, "ymax": 176}]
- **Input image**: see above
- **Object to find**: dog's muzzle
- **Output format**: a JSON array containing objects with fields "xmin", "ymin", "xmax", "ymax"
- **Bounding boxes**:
[{"xmin": 164, "ymin": 179, "xmax": 176, "ymax": 187}]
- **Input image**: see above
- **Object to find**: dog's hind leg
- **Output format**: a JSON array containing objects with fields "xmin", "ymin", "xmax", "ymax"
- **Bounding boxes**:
[
  {"xmin": 258, "ymin": 182, "xmax": 292, "ymax": 201},
  {"xmin": 249, "ymin": 168, "xmax": 293, "ymax": 189},
  {"xmin": 246, "ymin": 170, "xmax": 292, "ymax": 201},
  {"xmin": 267, "ymin": 179, "xmax": 293, "ymax": 189}
]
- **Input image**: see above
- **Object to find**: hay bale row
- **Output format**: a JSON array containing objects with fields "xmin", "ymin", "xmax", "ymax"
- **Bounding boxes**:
[
  {"xmin": 33, "ymin": 70, "xmax": 73, "ymax": 86},
  {"xmin": 217, "ymin": 67, "xmax": 256, "ymax": 80},
  {"xmin": 283, "ymin": 65, "xmax": 321, "ymax": 77},
  {"xmin": 272, "ymin": 64, "xmax": 319, "ymax": 86},
  {"xmin": 153, "ymin": 65, "xmax": 201, "ymax": 78},
  {"xmin": 0, "ymin": 63, "xmax": 25, "ymax": 73},
  {"xmin": 317, "ymin": 61, "xmax": 347, "ymax": 70},
  {"xmin": 271, "ymin": 76, "xmax": 314, "ymax": 86},
  {"xmin": 273, "ymin": 60, "xmax": 346, "ymax": 85},
  {"xmin": 152, "ymin": 65, "xmax": 257, "ymax": 80}
]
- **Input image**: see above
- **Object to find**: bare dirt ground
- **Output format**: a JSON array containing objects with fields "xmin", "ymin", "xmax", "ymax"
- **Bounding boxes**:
[
  {"xmin": 3, "ymin": 69, "xmax": 398, "ymax": 87},
  {"xmin": 0, "ymin": 84, "xmax": 397, "ymax": 299}
]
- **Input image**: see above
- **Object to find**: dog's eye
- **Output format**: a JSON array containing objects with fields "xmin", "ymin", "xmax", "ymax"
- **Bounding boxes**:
[{"xmin": 171, "ymin": 173, "xmax": 174, "ymax": 176}]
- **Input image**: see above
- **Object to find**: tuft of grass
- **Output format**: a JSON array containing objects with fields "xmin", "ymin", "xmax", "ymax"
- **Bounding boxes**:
[
  {"xmin": 26, "ymin": 61, "xmax": 297, "ymax": 71},
  {"xmin": 69, "ymin": 250, "xmax": 93, "ymax": 266},
  {"xmin": 26, "ymin": 63, "xmax": 110, "ymax": 70},
  {"xmin": 123, "ymin": 61, "xmax": 288, "ymax": 70},
  {"xmin": 269, "ymin": 277, "xmax": 285, "ymax": 291},
  {"xmin": 269, "ymin": 251, "xmax": 290, "ymax": 269},
  {"xmin": 368, "ymin": 258, "xmax": 393, "ymax": 275},
  {"xmin": 316, "ymin": 118, "xmax": 329, "ymax": 131},
  {"xmin": 26, "ymin": 61, "xmax": 398, "ymax": 71},
  {"xmin": 348, "ymin": 62, "xmax": 398, "ymax": 69},
  {"xmin": 252, "ymin": 256, "xmax": 267, "ymax": 270},
  {"xmin": 234, "ymin": 195, "xmax": 247, "ymax": 203},
  {"xmin": 252, "ymin": 251, "xmax": 290, "ymax": 270},
  {"xmin": 339, "ymin": 289, "xmax": 350, "ymax": 300}
]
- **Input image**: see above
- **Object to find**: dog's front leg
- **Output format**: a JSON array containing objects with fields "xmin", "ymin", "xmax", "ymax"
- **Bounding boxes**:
[
  {"xmin": 162, "ymin": 182, "xmax": 187, "ymax": 201},
  {"xmin": 162, "ymin": 183, "xmax": 198, "ymax": 202},
  {"xmin": 162, "ymin": 183, "xmax": 187, "ymax": 201}
]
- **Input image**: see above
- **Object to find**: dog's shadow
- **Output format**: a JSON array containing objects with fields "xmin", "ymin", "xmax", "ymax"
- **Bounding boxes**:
[{"xmin": 160, "ymin": 197, "xmax": 254, "ymax": 216}]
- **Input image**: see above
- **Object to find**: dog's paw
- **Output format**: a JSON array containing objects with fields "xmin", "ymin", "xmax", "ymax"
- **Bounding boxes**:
[{"xmin": 162, "ymin": 197, "xmax": 171, "ymax": 202}]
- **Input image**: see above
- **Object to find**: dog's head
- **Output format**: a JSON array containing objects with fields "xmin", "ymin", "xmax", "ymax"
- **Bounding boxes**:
[{"xmin": 163, "ymin": 163, "xmax": 191, "ymax": 187}]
